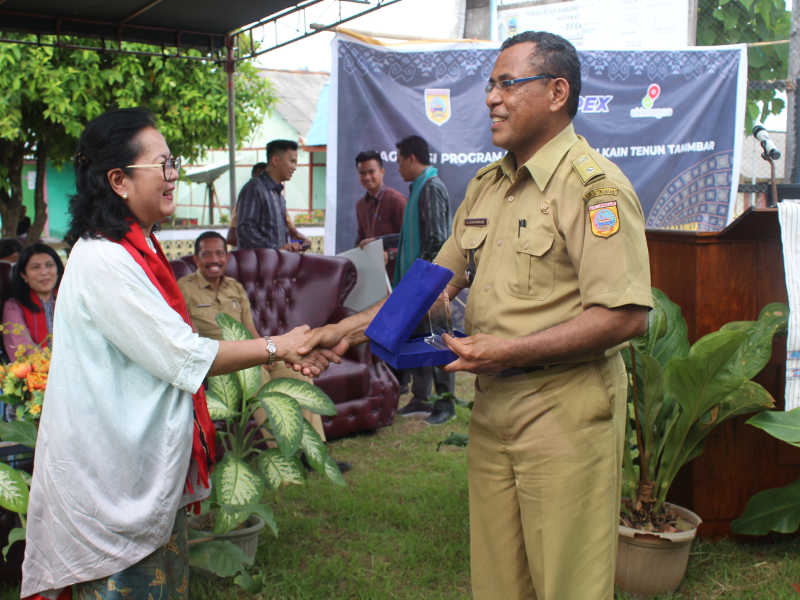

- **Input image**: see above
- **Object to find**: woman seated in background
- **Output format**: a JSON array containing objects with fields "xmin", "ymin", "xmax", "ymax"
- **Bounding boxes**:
[{"xmin": 2, "ymin": 243, "xmax": 63, "ymax": 360}]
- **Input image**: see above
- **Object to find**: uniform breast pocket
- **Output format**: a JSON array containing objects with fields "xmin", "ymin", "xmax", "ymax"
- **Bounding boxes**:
[
  {"xmin": 511, "ymin": 227, "xmax": 555, "ymax": 300},
  {"xmin": 460, "ymin": 227, "xmax": 488, "ymax": 283}
]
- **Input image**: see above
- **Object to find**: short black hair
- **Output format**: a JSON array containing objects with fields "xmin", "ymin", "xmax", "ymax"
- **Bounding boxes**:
[
  {"xmin": 11, "ymin": 243, "xmax": 64, "ymax": 312},
  {"xmin": 66, "ymin": 107, "xmax": 156, "ymax": 245},
  {"xmin": 266, "ymin": 140, "xmax": 298, "ymax": 162},
  {"xmin": 0, "ymin": 238, "xmax": 22, "ymax": 259},
  {"xmin": 396, "ymin": 135, "xmax": 430, "ymax": 165},
  {"xmin": 251, "ymin": 162, "xmax": 267, "ymax": 178},
  {"xmin": 194, "ymin": 231, "xmax": 227, "ymax": 256},
  {"xmin": 355, "ymin": 150, "xmax": 383, "ymax": 168},
  {"xmin": 500, "ymin": 31, "xmax": 581, "ymax": 119}
]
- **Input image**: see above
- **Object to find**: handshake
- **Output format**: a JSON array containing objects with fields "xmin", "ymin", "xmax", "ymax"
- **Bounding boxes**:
[
  {"xmin": 278, "ymin": 321, "xmax": 356, "ymax": 377},
  {"xmin": 276, "ymin": 290, "xmax": 506, "ymax": 377}
]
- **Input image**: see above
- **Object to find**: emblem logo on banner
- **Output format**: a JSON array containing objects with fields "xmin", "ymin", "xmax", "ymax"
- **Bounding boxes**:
[{"xmin": 425, "ymin": 88, "xmax": 451, "ymax": 126}]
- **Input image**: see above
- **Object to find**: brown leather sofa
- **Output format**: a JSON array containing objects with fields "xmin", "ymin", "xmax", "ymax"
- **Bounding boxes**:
[{"xmin": 170, "ymin": 247, "xmax": 399, "ymax": 440}]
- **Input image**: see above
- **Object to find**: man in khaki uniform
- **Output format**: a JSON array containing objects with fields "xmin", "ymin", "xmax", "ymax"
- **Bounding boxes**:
[
  {"xmin": 434, "ymin": 32, "xmax": 652, "ymax": 598},
  {"xmin": 294, "ymin": 30, "xmax": 651, "ymax": 599},
  {"xmin": 177, "ymin": 231, "xmax": 328, "ymax": 442}
]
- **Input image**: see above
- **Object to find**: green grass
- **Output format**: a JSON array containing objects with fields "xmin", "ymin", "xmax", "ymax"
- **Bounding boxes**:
[{"xmin": 3, "ymin": 372, "xmax": 800, "ymax": 598}]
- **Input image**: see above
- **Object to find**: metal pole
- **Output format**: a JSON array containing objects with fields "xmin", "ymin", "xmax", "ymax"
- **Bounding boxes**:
[
  {"xmin": 687, "ymin": 0, "xmax": 698, "ymax": 46},
  {"xmin": 226, "ymin": 35, "xmax": 237, "ymax": 215},
  {"xmin": 787, "ymin": 3, "xmax": 800, "ymax": 182}
]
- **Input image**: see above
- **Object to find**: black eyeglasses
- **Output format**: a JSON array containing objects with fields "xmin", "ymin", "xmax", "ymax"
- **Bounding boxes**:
[
  {"xmin": 484, "ymin": 74, "xmax": 557, "ymax": 94},
  {"xmin": 125, "ymin": 156, "xmax": 181, "ymax": 180}
]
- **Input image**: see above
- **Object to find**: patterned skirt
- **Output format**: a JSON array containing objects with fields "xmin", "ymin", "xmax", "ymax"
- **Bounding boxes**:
[{"xmin": 71, "ymin": 510, "xmax": 188, "ymax": 600}]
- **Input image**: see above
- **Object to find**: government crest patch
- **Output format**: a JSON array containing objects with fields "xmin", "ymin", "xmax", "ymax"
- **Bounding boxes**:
[
  {"xmin": 425, "ymin": 88, "xmax": 451, "ymax": 126},
  {"xmin": 588, "ymin": 200, "xmax": 620, "ymax": 238}
]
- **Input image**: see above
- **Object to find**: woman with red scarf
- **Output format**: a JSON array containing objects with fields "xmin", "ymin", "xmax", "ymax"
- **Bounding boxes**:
[
  {"xmin": 20, "ymin": 108, "xmax": 336, "ymax": 600},
  {"xmin": 2, "ymin": 243, "xmax": 64, "ymax": 361}
]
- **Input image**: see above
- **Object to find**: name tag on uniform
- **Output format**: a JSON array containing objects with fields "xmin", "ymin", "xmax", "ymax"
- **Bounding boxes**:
[
  {"xmin": 464, "ymin": 218, "xmax": 488, "ymax": 227},
  {"xmin": 196, "ymin": 303, "xmax": 212, "ymax": 308}
]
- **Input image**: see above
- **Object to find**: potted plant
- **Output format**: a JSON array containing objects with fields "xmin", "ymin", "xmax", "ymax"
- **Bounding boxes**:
[
  {"xmin": 730, "ymin": 407, "xmax": 800, "ymax": 536},
  {"xmin": 0, "ymin": 343, "xmax": 50, "ymax": 553},
  {"xmin": 616, "ymin": 288, "xmax": 787, "ymax": 596},
  {"xmin": 187, "ymin": 313, "xmax": 345, "ymax": 588}
]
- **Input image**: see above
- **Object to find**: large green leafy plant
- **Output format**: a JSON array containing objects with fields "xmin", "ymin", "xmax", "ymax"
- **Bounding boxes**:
[
  {"xmin": 187, "ymin": 314, "xmax": 344, "ymax": 586},
  {"xmin": 621, "ymin": 288, "xmax": 787, "ymax": 531},
  {"xmin": 731, "ymin": 407, "xmax": 800, "ymax": 535},
  {"xmin": 199, "ymin": 314, "xmax": 343, "ymax": 534}
]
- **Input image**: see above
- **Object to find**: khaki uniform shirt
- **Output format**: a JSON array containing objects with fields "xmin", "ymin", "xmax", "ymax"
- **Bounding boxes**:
[
  {"xmin": 178, "ymin": 270, "xmax": 257, "ymax": 340},
  {"xmin": 436, "ymin": 123, "xmax": 652, "ymax": 361}
]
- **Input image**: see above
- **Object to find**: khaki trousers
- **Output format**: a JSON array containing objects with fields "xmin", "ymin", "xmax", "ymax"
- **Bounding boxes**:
[{"xmin": 468, "ymin": 354, "xmax": 626, "ymax": 600}]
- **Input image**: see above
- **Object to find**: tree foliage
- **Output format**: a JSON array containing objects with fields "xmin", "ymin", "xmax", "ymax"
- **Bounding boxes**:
[
  {"xmin": 0, "ymin": 35, "xmax": 275, "ymax": 240},
  {"xmin": 697, "ymin": 0, "xmax": 790, "ymax": 130}
]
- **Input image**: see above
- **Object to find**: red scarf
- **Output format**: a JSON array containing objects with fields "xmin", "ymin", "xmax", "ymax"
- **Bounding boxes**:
[
  {"xmin": 115, "ymin": 222, "xmax": 216, "ymax": 499},
  {"xmin": 20, "ymin": 291, "xmax": 50, "ymax": 347}
]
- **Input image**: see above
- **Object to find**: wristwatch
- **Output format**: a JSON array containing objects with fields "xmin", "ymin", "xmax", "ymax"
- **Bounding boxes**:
[{"xmin": 264, "ymin": 337, "xmax": 277, "ymax": 364}]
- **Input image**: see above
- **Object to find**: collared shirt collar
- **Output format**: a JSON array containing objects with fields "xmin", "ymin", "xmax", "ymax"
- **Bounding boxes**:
[
  {"xmin": 365, "ymin": 185, "xmax": 385, "ymax": 203},
  {"xmin": 194, "ymin": 268, "xmax": 227, "ymax": 290},
  {"xmin": 260, "ymin": 173, "xmax": 284, "ymax": 193},
  {"xmin": 499, "ymin": 123, "xmax": 579, "ymax": 192}
]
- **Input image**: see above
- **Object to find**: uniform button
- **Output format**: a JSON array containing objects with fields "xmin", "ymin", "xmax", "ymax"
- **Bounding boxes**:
[
  {"xmin": 507, "ymin": 195, "xmax": 514, "ymax": 202},
  {"xmin": 523, "ymin": 241, "xmax": 529, "ymax": 249},
  {"xmin": 497, "ymin": 239, "xmax": 503, "ymax": 246},
  {"xmin": 484, "ymin": 285, "xmax": 491, "ymax": 292}
]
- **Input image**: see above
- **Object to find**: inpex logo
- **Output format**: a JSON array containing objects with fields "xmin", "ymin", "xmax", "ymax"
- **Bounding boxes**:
[
  {"xmin": 629, "ymin": 83, "xmax": 673, "ymax": 119},
  {"xmin": 578, "ymin": 95, "xmax": 613, "ymax": 114}
]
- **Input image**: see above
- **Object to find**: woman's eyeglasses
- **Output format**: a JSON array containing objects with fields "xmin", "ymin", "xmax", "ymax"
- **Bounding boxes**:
[{"xmin": 125, "ymin": 156, "xmax": 181, "ymax": 180}]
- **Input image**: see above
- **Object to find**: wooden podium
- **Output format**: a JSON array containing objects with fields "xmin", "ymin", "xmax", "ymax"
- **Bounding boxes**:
[{"xmin": 647, "ymin": 207, "xmax": 800, "ymax": 537}]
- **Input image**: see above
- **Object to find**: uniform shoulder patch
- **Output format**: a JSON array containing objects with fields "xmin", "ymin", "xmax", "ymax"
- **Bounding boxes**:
[
  {"xmin": 572, "ymin": 154, "xmax": 605, "ymax": 185},
  {"xmin": 588, "ymin": 200, "xmax": 620, "ymax": 238}
]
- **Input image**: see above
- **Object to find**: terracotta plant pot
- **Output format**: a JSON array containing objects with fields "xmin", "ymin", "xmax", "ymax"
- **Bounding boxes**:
[{"xmin": 615, "ymin": 503, "xmax": 702, "ymax": 597}]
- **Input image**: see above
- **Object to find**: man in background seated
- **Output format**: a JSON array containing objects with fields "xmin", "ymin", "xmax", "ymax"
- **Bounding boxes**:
[
  {"xmin": 354, "ymin": 150, "xmax": 407, "ymax": 279},
  {"xmin": 177, "ymin": 231, "xmax": 350, "ymax": 471},
  {"xmin": 235, "ymin": 139, "xmax": 309, "ymax": 252}
]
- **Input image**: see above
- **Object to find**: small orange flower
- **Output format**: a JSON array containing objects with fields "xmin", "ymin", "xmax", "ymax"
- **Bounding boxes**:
[
  {"xmin": 26, "ymin": 372, "xmax": 47, "ymax": 391},
  {"xmin": 10, "ymin": 362, "xmax": 32, "ymax": 379}
]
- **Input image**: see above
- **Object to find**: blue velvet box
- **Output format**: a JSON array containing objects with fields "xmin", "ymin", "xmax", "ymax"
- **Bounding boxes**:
[{"xmin": 365, "ymin": 259, "xmax": 465, "ymax": 369}]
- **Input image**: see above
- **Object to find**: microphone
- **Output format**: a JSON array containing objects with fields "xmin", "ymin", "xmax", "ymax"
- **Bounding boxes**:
[{"xmin": 752, "ymin": 124, "xmax": 782, "ymax": 160}]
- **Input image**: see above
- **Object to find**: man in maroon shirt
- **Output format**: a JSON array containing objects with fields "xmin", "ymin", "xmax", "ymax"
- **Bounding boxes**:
[{"xmin": 354, "ymin": 150, "xmax": 407, "ymax": 278}]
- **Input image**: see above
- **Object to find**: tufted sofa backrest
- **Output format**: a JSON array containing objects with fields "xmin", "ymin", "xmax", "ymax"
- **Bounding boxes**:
[{"xmin": 170, "ymin": 247, "xmax": 358, "ymax": 336}]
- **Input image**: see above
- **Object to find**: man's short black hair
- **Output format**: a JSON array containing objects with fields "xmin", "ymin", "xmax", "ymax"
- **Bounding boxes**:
[
  {"xmin": 500, "ymin": 31, "xmax": 581, "ymax": 119},
  {"xmin": 396, "ymin": 135, "xmax": 430, "ymax": 165},
  {"xmin": 251, "ymin": 162, "xmax": 267, "ymax": 178},
  {"xmin": 355, "ymin": 150, "xmax": 383, "ymax": 168},
  {"xmin": 266, "ymin": 139, "xmax": 298, "ymax": 162},
  {"xmin": 194, "ymin": 230, "xmax": 227, "ymax": 256}
]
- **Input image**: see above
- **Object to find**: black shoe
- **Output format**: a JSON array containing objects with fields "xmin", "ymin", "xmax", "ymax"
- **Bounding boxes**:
[
  {"xmin": 398, "ymin": 398, "xmax": 432, "ymax": 417},
  {"xmin": 336, "ymin": 461, "xmax": 352, "ymax": 473},
  {"xmin": 424, "ymin": 397, "xmax": 456, "ymax": 425}
]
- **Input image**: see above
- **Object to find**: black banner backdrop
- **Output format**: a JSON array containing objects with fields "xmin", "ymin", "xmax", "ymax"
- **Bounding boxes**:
[{"xmin": 326, "ymin": 35, "xmax": 745, "ymax": 253}]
